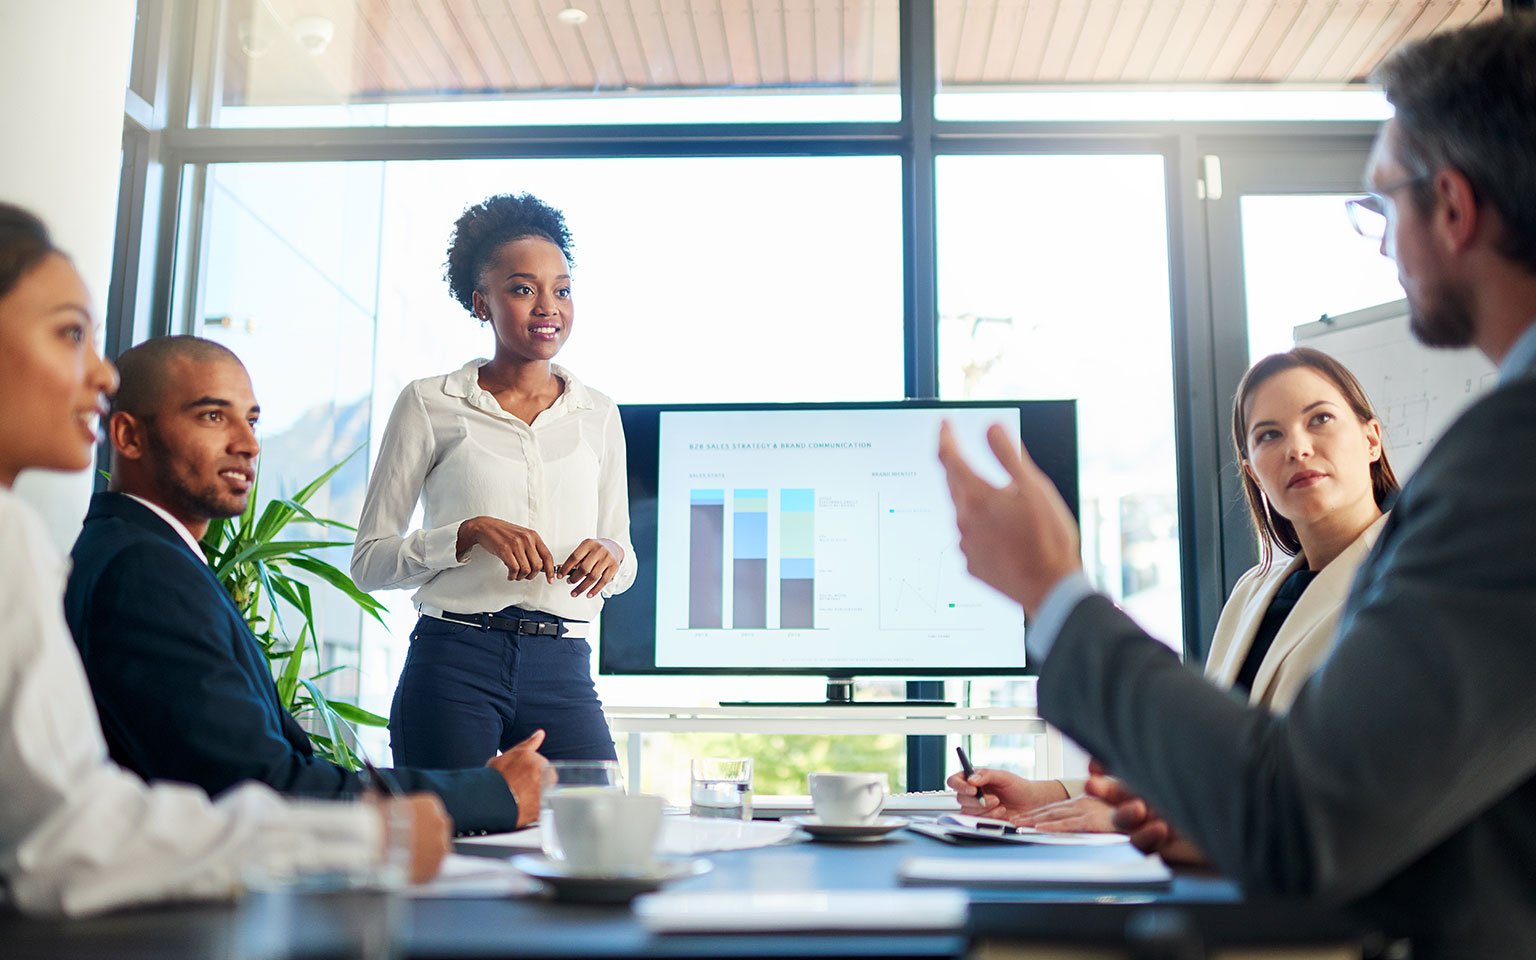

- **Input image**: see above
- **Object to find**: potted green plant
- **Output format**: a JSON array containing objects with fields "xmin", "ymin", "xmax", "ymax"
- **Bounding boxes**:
[{"xmin": 200, "ymin": 449, "xmax": 389, "ymax": 770}]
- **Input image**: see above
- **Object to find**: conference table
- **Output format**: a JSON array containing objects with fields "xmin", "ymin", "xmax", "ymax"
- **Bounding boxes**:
[{"xmin": 2, "ymin": 825, "xmax": 1383, "ymax": 959}]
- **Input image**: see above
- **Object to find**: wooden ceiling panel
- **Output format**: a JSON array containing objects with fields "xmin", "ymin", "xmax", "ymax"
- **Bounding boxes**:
[
  {"xmin": 951, "ymin": 0, "xmax": 1000, "ymax": 85},
  {"xmin": 1204, "ymin": 0, "xmax": 1282, "ymax": 81},
  {"xmin": 1145, "ymin": 2, "xmax": 1217, "ymax": 81},
  {"xmin": 686, "ymin": 0, "xmax": 735, "ymax": 86},
  {"xmin": 719, "ymin": 0, "xmax": 764, "ymax": 85},
  {"xmin": 1229, "ymin": 1, "xmax": 1298, "ymax": 81},
  {"xmin": 416, "ymin": 0, "xmax": 491, "ymax": 90},
  {"xmin": 1286, "ymin": 1, "xmax": 1373, "ymax": 81},
  {"xmin": 627, "ymin": 0, "xmax": 680, "ymax": 87},
  {"xmin": 1088, "ymin": 0, "xmax": 1154, "ymax": 81},
  {"xmin": 1112, "ymin": 0, "xmax": 1167, "ymax": 79},
  {"xmin": 868, "ymin": 0, "xmax": 900, "ymax": 83},
  {"xmin": 840, "ymin": 0, "xmax": 878, "ymax": 85},
  {"xmin": 1248, "ymin": 0, "xmax": 1332, "ymax": 81},
  {"xmin": 1063, "ymin": 0, "xmax": 1122, "ymax": 81},
  {"xmin": 592, "ymin": 0, "xmax": 655, "ymax": 87},
  {"xmin": 813, "ymin": 0, "xmax": 844, "ymax": 83},
  {"xmin": 781, "ymin": 0, "xmax": 819, "ymax": 84},
  {"xmin": 217, "ymin": 0, "xmax": 1507, "ymax": 106},
  {"xmin": 1000, "ymin": 0, "xmax": 1059, "ymax": 81},
  {"xmin": 1177, "ymin": 1, "xmax": 1246, "ymax": 81},
  {"xmin": 1036, "ymin": 0, "xmax": 1089, "ymax": 79},
  {"xmin": 442, "ymin": 0, "xmax": 517, "ymax": 89},
  {"xmin": 1317, "ymin": 2, "xmax": 1402, "ymax": 81},
  {"xmin": 749, "ymin": 0, "xmax": 790, "ymax": 85},
  {"xmin": 661, "ymin": 0, "xmax": 709, "ymax": 85}
]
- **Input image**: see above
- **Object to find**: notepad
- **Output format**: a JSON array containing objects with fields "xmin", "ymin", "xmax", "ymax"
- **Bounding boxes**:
[
  {"xmin": 633, "ymin": 889, "xmax": 969, "ymax": 932},
  {"xmin": 899, "ymin": 854, "xmax": 1173, "ymax": 888},
  {"xmin": 754, "ymin": 791, "xmax": 962, "ymax": 817},
  {"xmin": 907, "ymin": 814, "xmax": 1131, "ymax": 846}
]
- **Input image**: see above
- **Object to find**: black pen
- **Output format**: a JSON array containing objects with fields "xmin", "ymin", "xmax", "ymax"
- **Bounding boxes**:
[
  {"xmin": 955, "ymin": 745, "xmax": 985, "ymax": 802},
  {"xmin": 363, "ymin": 758, "xmax": 403, "ymax": 799}
]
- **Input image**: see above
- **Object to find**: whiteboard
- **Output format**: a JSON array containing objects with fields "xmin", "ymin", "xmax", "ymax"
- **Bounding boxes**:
[{"xmin": 1294, "ymin": 300, "xmax": 1497, "ymax": 478}]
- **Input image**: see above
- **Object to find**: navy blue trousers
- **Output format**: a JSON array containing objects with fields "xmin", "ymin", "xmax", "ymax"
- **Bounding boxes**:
[{"xmin": 389, "ymin": 607, "xmax": 617, "ymax": 767}]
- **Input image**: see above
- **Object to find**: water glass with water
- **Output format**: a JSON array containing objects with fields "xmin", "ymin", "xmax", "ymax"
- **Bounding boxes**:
[
  {"xmin": 690, "ymin": 757, "xmax": 753, "ymax": 820},
  {"xmin": 539, "ymin": 760, "xmax": 624, "ymax": 860}
]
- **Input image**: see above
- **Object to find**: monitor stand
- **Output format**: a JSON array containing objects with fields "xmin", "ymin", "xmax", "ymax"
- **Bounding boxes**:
[{"xmin": 719, "ymin": 678, "xmax": 956, "ymax": 708}]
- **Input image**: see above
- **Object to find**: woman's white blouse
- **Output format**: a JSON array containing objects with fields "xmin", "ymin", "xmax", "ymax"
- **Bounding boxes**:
[
  {"xmin": 0, "ymin": 488, "xmax": 378, "ymax": 917},
  {"xmin": 351, "ymin": 360, "xmax": 637, "ymax": 621}
]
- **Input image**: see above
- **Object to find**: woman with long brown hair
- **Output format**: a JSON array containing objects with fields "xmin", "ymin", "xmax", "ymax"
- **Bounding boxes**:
[{"xmin": 950, "ymin": 347, "xmax": 1399, "ymax": 833}]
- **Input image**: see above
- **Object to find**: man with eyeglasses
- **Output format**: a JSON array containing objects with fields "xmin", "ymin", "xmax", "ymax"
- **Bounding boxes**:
[{"xmin": 941, "ymin": 15, "xmax": 1536, "ymax": 959}]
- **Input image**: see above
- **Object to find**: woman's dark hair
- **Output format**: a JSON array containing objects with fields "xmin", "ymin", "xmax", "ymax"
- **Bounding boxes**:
[
  {"xmin": 0, "ymin": 203, "xmax": 60, "ymax": 301},
  {"xmin": 1231, "ymin": 347, "xmax": 1401, "ymax": 568},
  {"xmin": 443, "ymin": 193, "xmax": 574, "ymax": 316}
]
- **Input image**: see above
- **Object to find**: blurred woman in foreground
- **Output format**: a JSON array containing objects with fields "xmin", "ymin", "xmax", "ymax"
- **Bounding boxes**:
[{"xmin": 0, "ymin": 203, "xmax": 448, "ymax": 917}]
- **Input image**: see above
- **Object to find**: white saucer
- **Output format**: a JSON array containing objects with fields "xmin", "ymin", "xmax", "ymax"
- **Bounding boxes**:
[
  {"xmin": 783, "ymin": 814, "xmax": 909, "ymax": 842},
  {"xmin": 510, "ymin": 854, "xmax": 712, "ymax": 903}
]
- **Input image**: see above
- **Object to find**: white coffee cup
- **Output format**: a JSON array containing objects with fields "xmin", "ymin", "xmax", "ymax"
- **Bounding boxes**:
[
  {"xmin": 808, "ymin": 772, "xmax": 889, "ymax": 824},
  {"xmin": 547, "ymin": 792, "xmax": 665, "ymax": 876}
]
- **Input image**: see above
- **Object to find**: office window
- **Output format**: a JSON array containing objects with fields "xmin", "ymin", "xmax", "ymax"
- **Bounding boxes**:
[
  {"xmin": 934, "ymin": 154, "xmax": 1179, "ymax": 775},
  {"xmin": 202, "ymin": 0, "xmax": 900, "ymax": 127},
  {"xmin": 192, "ymin": 155, "xmax": 907, "ymax": 790},
  {"xmin": 1240, "ymin": 195, "xmax": 1404, "ymax": 362}
]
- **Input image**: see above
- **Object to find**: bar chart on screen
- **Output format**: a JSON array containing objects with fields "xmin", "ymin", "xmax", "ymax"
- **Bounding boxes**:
[{"xmin": 652, "ymin": 407, "xmax": 1026, "ymax": 670}]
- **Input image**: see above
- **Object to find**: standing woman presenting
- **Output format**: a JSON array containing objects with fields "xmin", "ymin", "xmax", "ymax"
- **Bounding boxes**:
[{"xmin": 354, "ymin": 193, "xmax": 635, "ymax": 766}]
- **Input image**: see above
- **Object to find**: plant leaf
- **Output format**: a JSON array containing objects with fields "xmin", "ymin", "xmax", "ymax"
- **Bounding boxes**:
[
  {"xmin": 219, "ymin": 539, "xmax": 353, "ymax": 575},
  {"xmin": 328, "ymin": 701, "xmax": 389, "ymax": 727},
  {"xmin": 274, "ymin": 624, "xmax": 307, "ymax": 710},
  {"xmin": 285, "ymin": 555, "xmax": 389, "ymax": 624}
]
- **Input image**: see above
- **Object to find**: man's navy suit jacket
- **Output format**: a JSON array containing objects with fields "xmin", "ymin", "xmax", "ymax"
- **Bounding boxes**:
[{"xmin": 63, "ymin": 492, "xmax": 519, "ymax": 833}]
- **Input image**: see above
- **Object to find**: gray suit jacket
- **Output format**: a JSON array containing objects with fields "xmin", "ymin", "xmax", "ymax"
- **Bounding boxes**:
[{"xmin": 1039, "ymin": 354, "xmax": 1536, "ymax": 958}]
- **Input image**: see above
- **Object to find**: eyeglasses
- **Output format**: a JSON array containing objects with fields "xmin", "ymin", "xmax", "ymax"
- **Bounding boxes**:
[{"xmin": 1345, "ymin": 174, "xmax": 1429, "ymax": 241}]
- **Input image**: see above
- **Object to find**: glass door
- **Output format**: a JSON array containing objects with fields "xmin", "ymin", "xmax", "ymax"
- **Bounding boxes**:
[{"xmin": 1201, "ymin": 138, "xmax": 1400, "ymax": 614}]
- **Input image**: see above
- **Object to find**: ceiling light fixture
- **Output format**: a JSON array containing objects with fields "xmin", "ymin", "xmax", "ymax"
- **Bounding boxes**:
[{"xmin": 556, "ymin": 7, "xmax": 589, "ymax": 26}]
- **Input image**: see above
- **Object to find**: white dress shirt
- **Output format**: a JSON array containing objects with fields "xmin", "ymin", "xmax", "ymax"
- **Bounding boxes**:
[
  {"xmin": 0, "ymin": 487, "xmax": 379, "ymax": 917},
  {"xmin": 352, "ymin": 360, "xmax": 637, "ymax": 621}
]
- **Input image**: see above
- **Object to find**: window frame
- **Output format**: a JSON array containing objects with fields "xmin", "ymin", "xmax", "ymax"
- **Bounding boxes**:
[{"xmin": 108, "ymin": 0, "xmax": 1385, "ymax": 786}]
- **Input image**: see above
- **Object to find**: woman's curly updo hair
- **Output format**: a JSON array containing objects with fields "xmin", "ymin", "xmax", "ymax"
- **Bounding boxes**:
[{"xmin": 443, "ymin": 193, "xmax": 575, "ymax": 317}]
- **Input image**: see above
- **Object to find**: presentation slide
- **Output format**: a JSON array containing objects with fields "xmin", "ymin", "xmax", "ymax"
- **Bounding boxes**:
[{"xmin": 653, "ymin": 407, "xmax": 1027, "ymax": 670}]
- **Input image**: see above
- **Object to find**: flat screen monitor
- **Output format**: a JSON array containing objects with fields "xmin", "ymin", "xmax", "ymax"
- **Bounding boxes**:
[{"xmin": 597, "ymin": 400, "xmax": 1077, "ymax": 682}]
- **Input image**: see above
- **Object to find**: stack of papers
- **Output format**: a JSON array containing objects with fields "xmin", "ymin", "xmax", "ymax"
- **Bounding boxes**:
[
  {"xmin": 634, "ymin": 889, "xmax": 969, "ymax": 932},
  {"xmin": 900, "ymin": 854, "xmax": 1173, "ymax": 888},
  {"xmin": 409, "ymin": 854, "xmax": 542, "ymax": 898}
]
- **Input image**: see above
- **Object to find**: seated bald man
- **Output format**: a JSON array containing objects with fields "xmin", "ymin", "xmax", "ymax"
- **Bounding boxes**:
[{"xmin": 63, "ymin": 335, "xmax": 543, "ymax": 835}]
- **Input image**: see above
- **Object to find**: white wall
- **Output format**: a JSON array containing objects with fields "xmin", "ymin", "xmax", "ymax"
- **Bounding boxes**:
[{"xmin": 0, "ymin": 0, "xmax": 138, "ymax": 551}]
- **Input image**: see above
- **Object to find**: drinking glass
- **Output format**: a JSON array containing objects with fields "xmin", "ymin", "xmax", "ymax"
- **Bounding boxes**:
[
  {"xmin": 690, "ymin": 757, "xmax": 753, "ymax": 820},
  {"xmin": 539, "ymin": 760, "xmax": 624, "ymax": 860}
]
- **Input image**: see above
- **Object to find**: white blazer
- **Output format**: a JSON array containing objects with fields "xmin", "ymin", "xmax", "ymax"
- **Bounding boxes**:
[
  {"xmin": 1059, "ymin": 513, "xmax": 1388, "ymax": 796},
  {"xmin": 1205, "ymin": 512, "xmax": 1389, "ymax": 712}
]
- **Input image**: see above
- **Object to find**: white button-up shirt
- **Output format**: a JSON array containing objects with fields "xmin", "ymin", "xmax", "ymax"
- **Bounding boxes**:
[
  {"xmin": 0, "ymin": 487, "xmax": 378, "ymax": 918},
  {"xmin": 351, "ymin": 360, "xmax": 637, "ymax": 621}
]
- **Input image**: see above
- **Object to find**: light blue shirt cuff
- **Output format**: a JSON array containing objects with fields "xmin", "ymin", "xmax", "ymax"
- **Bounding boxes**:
[{"xmin": 1026, "ymin": 571, "xmax": 1096, "ymax": 666}]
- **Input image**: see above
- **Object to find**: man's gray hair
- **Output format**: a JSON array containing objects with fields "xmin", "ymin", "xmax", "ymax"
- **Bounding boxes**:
[{"xmin": 1372, "ymin": 14, "xmax": 1536, "ymax": 271}]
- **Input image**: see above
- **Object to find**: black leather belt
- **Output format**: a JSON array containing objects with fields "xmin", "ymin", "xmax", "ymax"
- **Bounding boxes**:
[{"xmin": 433, "ymin": 610, "xmax": 563, "ymax": 636}]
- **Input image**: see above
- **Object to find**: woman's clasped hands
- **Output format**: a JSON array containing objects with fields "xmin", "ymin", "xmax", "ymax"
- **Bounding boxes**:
[{"xmin": 456, "ymin": 516, "xmax": 624, "ymax": 597}]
